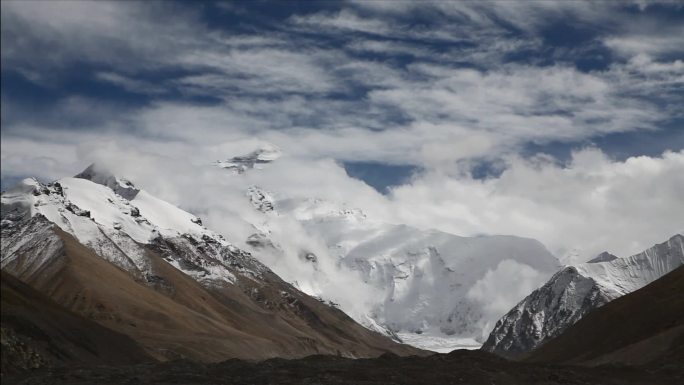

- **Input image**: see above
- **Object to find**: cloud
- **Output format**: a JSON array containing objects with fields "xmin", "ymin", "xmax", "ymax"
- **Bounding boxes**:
[
  {"xmin": 95, "ymin": 72, "xmax": 167, "ymax": 95},
  {"xmin": 1, "ymin": 0, "xmax": 683, "ymax": 270},
  {"xmin": 1, "ymin": 1, "xmax": 197, "ymax": 72},
  {"xmin": 366, "ymin": 64, "xmax": 661, "ymax": 146},
  {"xmin": 388, "ymin": 148, "xmax": 684, "ymax": 263},
  {"xmin": 605, "ymin": 34, "xmax": 684, "ymax": 58},
  {"xmin": 290, "ymin": 9, "xmax": 393, "ymax": 36},
  {"xmin": 466, "ymin": 259, "xmax": 546, "ymax": 338}
]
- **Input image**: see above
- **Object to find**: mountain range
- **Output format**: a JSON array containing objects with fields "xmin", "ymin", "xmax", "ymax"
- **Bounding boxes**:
[
  {"xmin": 213, "ymin": 146, "xmax": 561, "ymax": 351},
  {"xmin": 2, "ymin": 160, "xmax": 683, "ymax": 384},
  {"xmin": 0, "ymin": 169, "xmax": 419, "ymax": 367}
]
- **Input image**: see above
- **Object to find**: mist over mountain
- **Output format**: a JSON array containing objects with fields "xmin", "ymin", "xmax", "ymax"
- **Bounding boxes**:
[{"xmin": 208, "ymin": 146, "xmax": 562, "ymax": 351}]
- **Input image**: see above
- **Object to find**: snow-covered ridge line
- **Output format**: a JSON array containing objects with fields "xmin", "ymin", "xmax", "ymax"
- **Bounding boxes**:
[
  {"xmin": 2, "ymin": 177, "xmax": 214, "ymax": 245},
  {"xmin": 1, "ymin": 169, "xmax": 268, "ymax": 286},
  {"xmin": 576, "ymin": 235, "xmax": 684, "ymax": 295},
  {"xmin": 482, "ymin": 233, "xmax": 684, "ymax": 357}
]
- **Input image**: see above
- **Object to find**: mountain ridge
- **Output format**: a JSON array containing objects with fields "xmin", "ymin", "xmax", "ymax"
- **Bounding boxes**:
[
  {"xmin": 1, "ymin": 169, "xmax": 422, "ymax": 364},
  {"xmin": 482, "ymin": 233, "xmax": 684, "ymax": 358},
  {"xmin": 525, "ymin": 265, "xmax": 684, "ymax": 368}
]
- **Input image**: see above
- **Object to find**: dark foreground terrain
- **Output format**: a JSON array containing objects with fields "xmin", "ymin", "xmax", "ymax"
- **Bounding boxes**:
[
  {"xmin": 4, "ymin": 269, "xmax": 684, "ymax": 385},
  {"xmin": 4, "ymin": 349, "xmax": 682, "ymax": 385}
]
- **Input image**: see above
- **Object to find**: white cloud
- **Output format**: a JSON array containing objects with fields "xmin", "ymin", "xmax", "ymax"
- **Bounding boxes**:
[
  {"xmin": 0, "ymin": 136, "xmax": 80, "ymax": 183},
  {"xmin": 1, "ymin": 0, "xmax": 683, "ymax": 270},
  {"xmin": 95, "ymin": 72, "xmax": 167, "ymax": 94},
  {"xmin": 388, "ymin": 149, "xmax": 684, "ymax": 263},
  {"xmin": 1, "ymin": 1, "xmax": 202, "ymax": 72},
  {"xmin": 605, "ymin": 34, "xmax": 684, "ymax": 58},
  {"xmin": 3, "ymin": 115, "xmax": 681, "ymax": 266},
  {"xmin": 466, "ymin": 259, "xmax": 546, "ymax": 337},
  {"xmin": 290, "ymin": 9, "xmax": 393, "ymax": 36}
]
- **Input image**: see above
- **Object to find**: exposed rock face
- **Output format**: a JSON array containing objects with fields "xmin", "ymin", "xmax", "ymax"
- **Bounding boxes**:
[
  {"xmin": 246, "ymin": 186, "xmax": 275, "ymax": 213},
  {"xmin": 481, "ymin": 266, "xmax": 610, "ymax": 357},
  {"xmin": 215, "ymin": 145, "xmax": 281, "ymax": 174},
  {"xmin": 482, "ymin": 234, "xmax": 684, "ymax": 358},
  {"xmin": 1, "ymin": 171, "xmax": 420, "ymax": 363},
  {"xmin": 525, "ymin": 266, "xmax": 684, "ymax": 367},
  {"xmin": 245, "ymin": 232, "xmax": 276, "ymax": 249}
]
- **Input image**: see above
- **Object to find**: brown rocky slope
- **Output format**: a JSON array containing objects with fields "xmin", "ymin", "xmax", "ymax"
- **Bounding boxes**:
[{"xmin": 1, "ymin": 270, "xmax": 153, "ymax": 375}]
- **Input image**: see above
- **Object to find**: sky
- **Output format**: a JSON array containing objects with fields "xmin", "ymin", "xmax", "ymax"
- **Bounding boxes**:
[{"xmin": 1, "ymin": 0, "xmax": 683, "ymax": 262}]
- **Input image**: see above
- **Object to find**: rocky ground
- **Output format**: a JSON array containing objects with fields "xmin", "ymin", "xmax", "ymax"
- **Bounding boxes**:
[{"xmin": 4, "ymin": 349, "xmax": 681, "ymax": 385}]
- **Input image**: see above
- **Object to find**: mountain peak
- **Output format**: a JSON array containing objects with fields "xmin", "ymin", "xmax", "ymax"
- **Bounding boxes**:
[
  {"xmin": 586, "ymin": 251, "xmax": 618, "ymax": 264},
  {"xmin": 215, "ymin": 144, "xmax": 281, "ymax": 174},
  {"xmin": 482, "ymin": 234, "xmax": 684, "ymax": 358},
  {"xmin": 75, "ymin": 163, "xmax": 139, "ymax": 200}
]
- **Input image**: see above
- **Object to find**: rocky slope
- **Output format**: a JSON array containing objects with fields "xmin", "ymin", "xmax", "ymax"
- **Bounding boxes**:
[
  {"xmin": 482, "ymin": 234, "xmax": 684, "ymax": 357},
  {"xmin": 1, "ymin": 271, "xmax": 153, "ymax": 374},
  {"xmin": 6, "ymin": 349, "xmax": 680, "ymax": 385},
  {"xmin": 0, "ymin": 167, "xmax": 420, "ymax": 364},
  {"xmin": 525, "ymin": 265, "xmax": 684, "ymax": 368}
]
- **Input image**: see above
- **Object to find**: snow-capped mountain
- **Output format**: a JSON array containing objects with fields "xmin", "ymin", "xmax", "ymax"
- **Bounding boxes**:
[
  {"xmin": 215, "ymin": 146, "xmax": 561, "ymax": 352},
  {"xmin": 481, "ymin": 234, "xmax": 684, "ymax": 357},
  {"xmin": 1, "ymin": 174, "xmax": 255, "ymax": 285},
  {"xmin": 1, "ymin": 165, "xmax": 419, "ymax": 361}
]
